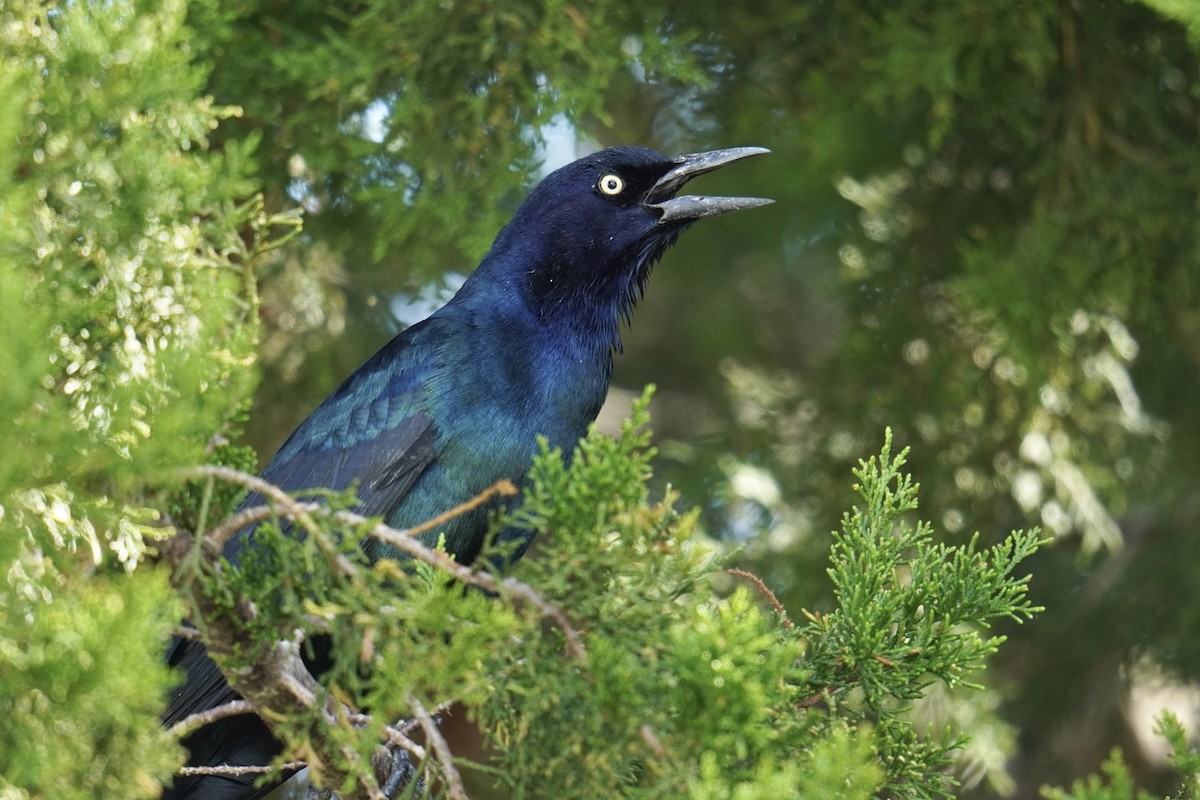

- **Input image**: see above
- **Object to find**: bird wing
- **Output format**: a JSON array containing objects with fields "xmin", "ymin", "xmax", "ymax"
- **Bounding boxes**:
[
  {"xmin": 230, "ymin": 339, "xmax": 443, "ymax": 560},
  {"xmin": 237, "ymin": 408, "xmax": 439, "ymax": 547}
]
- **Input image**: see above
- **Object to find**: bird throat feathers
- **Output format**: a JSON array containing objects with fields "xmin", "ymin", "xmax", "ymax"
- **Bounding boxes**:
[{"xmin": 524, "ymin": 224, "xmax": 685, "ymax": 355}]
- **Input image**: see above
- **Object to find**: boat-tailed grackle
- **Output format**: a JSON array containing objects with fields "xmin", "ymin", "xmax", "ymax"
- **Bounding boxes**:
[{"xmin": 162, "ymin": 145, "xmax": 771, "ymax": 799}]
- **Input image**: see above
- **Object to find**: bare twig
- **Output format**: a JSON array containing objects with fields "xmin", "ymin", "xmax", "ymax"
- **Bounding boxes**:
[
  {"xmin": 728, "ymin": 568, "xmax": 793, "ymax": 629},
  {"xmin": 381, "ymin": 724, "xmax": 427, "ymax": 762},
  {"xmin": 171, "ymin": 624, "xmax": 201, "ymax": 641},
  {"xmin": 204, "ymin": 502, "xmax": 300, "ymax": 551},
  {"xmin": 404, "ymin": 479, "xmax": 518, "ymax": 539},
  {"xmin": 169, "ymin": 699, "xmax": 256, "ymax": 739},
  {"xmin": 176, "ymin": 465, "xmax": 320, "ymax": 531},
  {"xmin": 280, "ymin": 669, "xmax": 318, "ymax": 706},
  {"xmin": 164, "ymin": 468, "xmax": 584, "ymax": 796},
  {"xmin": 178, "ymin": 761, "xmax": 307, "ymax": 777},
  {"xmin": 639, "ymin": 724, "xmax": 667, "ymax": 758},
  {"xmin": 353, "ymin": 695, "xmax": 455, "ymax": 756},
  {"xmin": 397, "ymin": 697, "xmax": 456, "ymax": 734},
  {"xmin": 407, "ymin": 693, "xmax": 466, "ymax": 800},
  {"xmin": 350, "ymin": 502, "xmax": 586, "ymax": 659},
  {"xmin": 798, "ymin": 688, "xmax": 834, "ymax": 710},
  {"xmin": 498, "ymin": 576, "xmax": 585, "ymax": 654}
]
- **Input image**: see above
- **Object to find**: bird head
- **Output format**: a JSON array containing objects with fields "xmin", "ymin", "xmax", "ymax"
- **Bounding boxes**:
[{"xmin": 485, "ymin": 145, "xmax": 771, "ymax": 340}]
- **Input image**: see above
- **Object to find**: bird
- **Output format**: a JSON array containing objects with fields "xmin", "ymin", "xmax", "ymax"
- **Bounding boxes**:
[{"xmin": 161, "ymin": 144, "xmax": 771, "ymax": 799}]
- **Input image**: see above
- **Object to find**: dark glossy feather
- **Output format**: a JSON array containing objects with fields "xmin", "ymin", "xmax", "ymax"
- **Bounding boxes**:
[{"xmin": 162, "ymin": 145, "xmax": 769, "ymax": 799}]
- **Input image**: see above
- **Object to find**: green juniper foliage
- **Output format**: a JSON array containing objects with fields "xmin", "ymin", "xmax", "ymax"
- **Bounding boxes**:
[
  {"xmin": 1041, "ymin": 712, "xmax": 1200, "ymax": 800},
  {"xmin": 183, "ymin": 391, "xmax": 1045, "ymax": 799},
  {"xmin": 7, "ymin": 1, "xmax": 1195, "ymax": 798},
  {"xmin": 798, "ymin": 431, "xmax": 1045, "ymax": 798},
  {"xmin": 474, "ymin": 413, "xmax": 1045, "ymax": 799},
  {"xmin": 0, "ymin": 0, "xmax": 265, "ymax": 796},
  {"xmin": 165, "ymin": 398, "xmax": 260, "ymax": 535},
  {"xmin": 0, "ymin": 1, "xmax": 298, "ymax": 796}
]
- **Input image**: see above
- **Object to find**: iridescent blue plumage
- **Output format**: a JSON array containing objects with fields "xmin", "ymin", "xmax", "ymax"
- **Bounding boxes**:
[{"xmin": 162, "ymin": 145, "xmax": 770, "ymax": 799}]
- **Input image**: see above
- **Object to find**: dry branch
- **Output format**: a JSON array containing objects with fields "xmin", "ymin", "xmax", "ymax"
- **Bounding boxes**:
[
  {"xmin": 162, "ymin": 467, "xmax": 584, "ymax": 797},
  {"xmin": 407, "ymin": 693, "xmax": 466, "ymax": 800},
  {"xmin": 168, "ymin": 699, "xmax": 256, "ymax": 739},
  {"xmin": 728, "ymin": 567, "xmax": 793, "ymax": 629}
]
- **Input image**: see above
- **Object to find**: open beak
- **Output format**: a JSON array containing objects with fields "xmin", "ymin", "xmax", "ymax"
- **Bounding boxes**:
[{"xmin": 645, "ymin": 146, "xmax": 773, "ymax": 224}]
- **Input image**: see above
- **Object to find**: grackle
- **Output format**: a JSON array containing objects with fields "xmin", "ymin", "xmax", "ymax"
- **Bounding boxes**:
[{"xmin": 162, "ymin": 145, "xmax": 771, "ymax": 799}]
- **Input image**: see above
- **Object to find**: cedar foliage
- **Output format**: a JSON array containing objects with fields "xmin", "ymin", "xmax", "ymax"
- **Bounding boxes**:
[{"xmin": 5, "ymin": 1, "xmax": 1200, "ymax": 798}]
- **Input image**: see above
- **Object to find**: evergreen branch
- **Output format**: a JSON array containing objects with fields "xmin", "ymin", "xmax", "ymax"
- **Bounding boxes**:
[
  {"xmin": 163, "ymin": 466, "xmax": 585, "ymax": 796},
  {"xmin": 728, "ymin": 567, "xmax": 793, "ymax": 628},
  {"xmin": 176, "ymin": 465, "xmax": 321, "ymax": 532},
  {"xmin": 407, "ymin": 693, "xmax": 466, "ymax": 800},
  {"xmin": 339, "ymin": 509, "xmax": 587, "ymax": 660},
  {"xmin": 161, "ymin": 537, "xmax": 379, "ymax": 796},
  {"xmin": 178, "ymin": 761, "xmax": 308, "ymax": 777},
  {"xmin": 175, "ymin": 467, "xmax": 576, "ymax": 661},
  {"xmin": 174, "ymin": 466, "xmax": 359, "ymax": 578},
  {"xmin": 168, "ymin": 699, "xmax": 256, "ymax": 739},
  {"xmin": 403, "ymin": 479, "xmax": 518, "ymax": 539}
]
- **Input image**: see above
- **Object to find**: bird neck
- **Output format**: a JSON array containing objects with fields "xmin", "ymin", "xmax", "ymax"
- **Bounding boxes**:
[
  {"xmin": 465, "ymin": 240, "xmax": 643, "ymax": 360},
  {"xmin": 448, "ymin": 253, "xmax": 622, "ymax": 371},
  {"xmin": 432, "ymin": 263, "xmax": 614, "ymax": 452}
]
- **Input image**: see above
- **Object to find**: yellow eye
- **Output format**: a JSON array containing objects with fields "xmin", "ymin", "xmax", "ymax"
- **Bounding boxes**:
[{"xmin": 598, "ymin": 173, "xmax": 625, "ymax": 196}]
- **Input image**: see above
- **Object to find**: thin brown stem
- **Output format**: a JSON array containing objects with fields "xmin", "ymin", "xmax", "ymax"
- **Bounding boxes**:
[
  {"xmin": 178, "ymin": 761, "xmax": 307, "ymax": 777},
  {"xmin": 403, "ymin": 479, "xmax": 518, "ymax": 539},
  {"xmin": 340, "ymin": 507, "xmax": 586, "ymax": 659},
  {"xmin": 728, "ymin": 568, "xmax": 793, "ymax": 629},
  {"xmin": 165, "ymin": 468, "xmax": 584, "ymax": 796},
  {"xmin": 169, "ymin": 699, "xmax": 256, "ymax": 739},
  {"xmin": 407, "ymin": 693, "xmax": 466, "ymax": 800}
]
